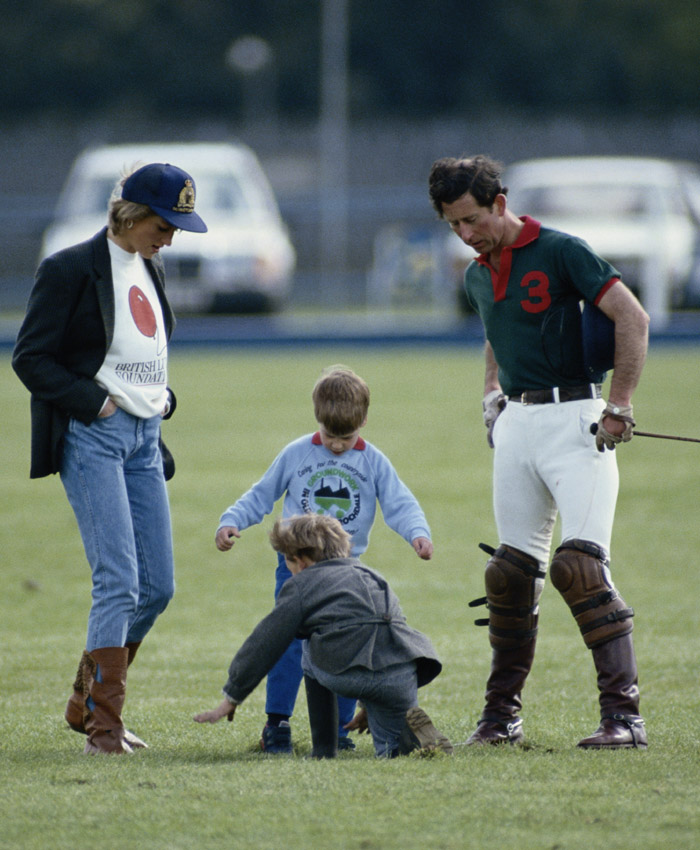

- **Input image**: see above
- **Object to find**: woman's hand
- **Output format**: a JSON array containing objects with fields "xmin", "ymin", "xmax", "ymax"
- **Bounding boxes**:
[{"xmin": 97, "ymin": 398, "xmax": 118, "ymax": 418}]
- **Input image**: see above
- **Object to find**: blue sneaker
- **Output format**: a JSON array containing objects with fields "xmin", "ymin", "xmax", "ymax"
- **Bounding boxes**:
[
  {"xmin": 260, "ymin": 721, "xmax": 293, "ymax": 754},
  {"xmin": 337, "ymin": 736, "xmax": 356, "ymax": 751}
]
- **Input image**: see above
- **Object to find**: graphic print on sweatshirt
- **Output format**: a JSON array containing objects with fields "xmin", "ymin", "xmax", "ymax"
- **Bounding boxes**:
[
  {"xmin": 129, "ymin": 285, "xmax": 158, "ymax": 338},
  {"xmin": 127, "ymin": 284, "xmax": 168, "ymax": 361},
  {"xmin": 300, "ymin": 462, "xmax": 362, "ymax": 526}
]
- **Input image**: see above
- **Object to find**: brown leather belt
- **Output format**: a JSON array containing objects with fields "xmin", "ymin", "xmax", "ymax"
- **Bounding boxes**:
[{"xmin": 508, "ymin": 384, "xmax": 602, "ymax": 405}]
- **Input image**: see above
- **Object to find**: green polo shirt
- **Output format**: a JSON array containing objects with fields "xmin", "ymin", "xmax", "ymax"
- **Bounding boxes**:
[{"xmin": 464, "ymin": 216, "xmax": 619, "ymax": 396}]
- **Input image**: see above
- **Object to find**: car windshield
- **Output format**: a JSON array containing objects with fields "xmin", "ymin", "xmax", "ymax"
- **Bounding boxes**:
[
  {"xmin": 60, "ymin": 172, "xmax": 251, "ymax": 217},
  {"xmin": 516, "ymin": 184, "xmax": 651, "ymax": 217},
  {"xmin": 193, "ymin": 174, "xmax": 249, "ymax": 213}
]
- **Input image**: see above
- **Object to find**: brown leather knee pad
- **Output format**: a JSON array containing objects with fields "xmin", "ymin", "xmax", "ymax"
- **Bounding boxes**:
[
  {"xmin": 472, "ymin": 544, "xmax": 545, "ymax": 650},
  {"xmin": 549, "ymin": 539, "xmax": 634, "ymax": 648}
]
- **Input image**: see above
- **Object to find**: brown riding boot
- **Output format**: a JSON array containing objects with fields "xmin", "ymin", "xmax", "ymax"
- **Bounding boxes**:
[
  {"xmin": 83, "ymin": 647, "xmax": 132, "ymax": 754},
  {"xmin": 466, "ymin": 543, "xmax": 544, "ymax": 745},
  {"xmin": 121, "ymin": 641, "xmax": 147, "ymax": 749},
  {"xmin": 65, "ymin": 651, "xmax": 90, "ymax": 733},
  {"xmin": 465, "ymin": 637, "xmax": 536, "ymax": 745},
  {"xmin": 577, "ymin": 634, "xmax": 647, "ymax": 749},
  {"xmin": 65, "ymin": 642, "xmax": 147, "ymax": 749}
]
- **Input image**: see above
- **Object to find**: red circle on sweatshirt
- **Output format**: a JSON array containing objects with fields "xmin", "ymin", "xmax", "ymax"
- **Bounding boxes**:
[{"xmin": 129, "ymin": 286, "xmax": 157, "ymax": 337}]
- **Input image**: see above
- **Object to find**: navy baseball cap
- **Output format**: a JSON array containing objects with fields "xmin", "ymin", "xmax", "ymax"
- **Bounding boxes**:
[{"xmin": 122, "ymin": 163, "xmax": 208, "ymax": 232}]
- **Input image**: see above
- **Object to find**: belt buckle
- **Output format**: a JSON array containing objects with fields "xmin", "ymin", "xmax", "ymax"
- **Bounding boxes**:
[{"xmin": 520, "ymin": 392, "xmax": 534, "ymax": 405}]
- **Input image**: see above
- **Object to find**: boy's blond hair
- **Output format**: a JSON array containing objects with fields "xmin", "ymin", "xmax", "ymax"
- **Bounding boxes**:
[
  {"xmin": 312, "ymin": 365, "xmax": 370, "ymax": 433},
  {"xmin": 269, "ymin": 514, "xmax": 352, "ymax": 563}
]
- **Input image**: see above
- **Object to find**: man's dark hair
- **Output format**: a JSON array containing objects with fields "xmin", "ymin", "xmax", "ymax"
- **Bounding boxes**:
[{"xmin": 428, "ymin": 154, "xmax": 507, "ymax": 217}]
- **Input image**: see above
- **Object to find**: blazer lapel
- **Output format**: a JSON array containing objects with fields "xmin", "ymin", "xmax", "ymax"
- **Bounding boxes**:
[
  {"xmin": 93, "ymin": 228, "xmax": 116, "ymax": 351},
  {"xmin": 145, "ymin": 257, "xmax": 176, "ymax": 339}
]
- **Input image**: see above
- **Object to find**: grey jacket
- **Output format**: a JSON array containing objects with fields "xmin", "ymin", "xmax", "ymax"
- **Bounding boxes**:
[{"xmin": 223, "ymin": 557, "xmax": 442, "ymax": 704}]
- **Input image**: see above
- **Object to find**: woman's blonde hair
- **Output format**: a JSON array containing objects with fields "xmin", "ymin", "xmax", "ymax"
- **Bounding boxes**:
[
  {"xmin": 107, "ymin": 162, "xmax": 157, "ymax": 236},
  {"xmin": 269, "ymin": 514, "xmax": 351, "ymax": 563},
  {"xmin": 312, "ymin": 365, "xmax": 369, "ymax": 433}
]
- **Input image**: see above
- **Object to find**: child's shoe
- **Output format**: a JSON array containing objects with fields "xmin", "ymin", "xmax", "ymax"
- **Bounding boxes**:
[
  {"xmin": 260, "ymin": 720, "xmax": 293, "ymax": 754},
  {"xmin": 337, "ymin": 735, "xmax": 356, "ymax": 751},
  {"xmin": 398, "ymin": 707, "xmax": 453, "ymax": 755}
]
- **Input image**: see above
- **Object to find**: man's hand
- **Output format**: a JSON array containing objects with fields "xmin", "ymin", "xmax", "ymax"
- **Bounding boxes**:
[
  {"xmin": 482, "ymin": 390, "xmax": 506, "ymax": 448},
  {"xmin": 595, "ymin": 402, "xmax": 635, "ymax": 452}
]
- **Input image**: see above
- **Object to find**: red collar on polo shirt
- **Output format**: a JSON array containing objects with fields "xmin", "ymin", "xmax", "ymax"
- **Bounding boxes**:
[
  {"xmin": 312, "ymin": 432, "xmax": 366, "ymax": 450},
  {"xmin": 474, "ymin": 215, "xmax": 541, "ymax": 269},
  {"xmin": 475, "ymin": 215, "xmax": 542, "ymax": 302}
]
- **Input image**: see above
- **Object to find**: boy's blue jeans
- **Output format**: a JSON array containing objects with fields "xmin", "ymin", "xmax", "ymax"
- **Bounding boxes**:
[
  {"xmin": 60, "ymin": 408, "xmax": 175, "ymax": 651},
  {"xmin": 265, "ymin": 553, "xmax": 356, "ymax": 735}
]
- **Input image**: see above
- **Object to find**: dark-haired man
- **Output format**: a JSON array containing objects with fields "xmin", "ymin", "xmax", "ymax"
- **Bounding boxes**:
[{"xmin": 429, "ymin": 154, "xmax": 649, "ymax": 749}]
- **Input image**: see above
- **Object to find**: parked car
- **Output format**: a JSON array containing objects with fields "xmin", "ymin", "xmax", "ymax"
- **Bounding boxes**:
[
  {"xmin": 503, "ymin": 156, "xmax": 700, "ymax": 326},
  {"xmin": 39, "ymin": 142, "xmax": 296, "ymax": 313},
  {"xmin": 367, "ymin": 222, "xmax": 477, "ymax": 313}
]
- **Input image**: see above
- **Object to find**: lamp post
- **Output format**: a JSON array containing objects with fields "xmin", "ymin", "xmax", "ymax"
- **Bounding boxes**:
[
  {"xmin": 319, "ymin": 0, "xmax": 350, "ymax": 300},
  {"xmin": 226, "ymin": 36, "xmax": 276, "ymax": 132}
]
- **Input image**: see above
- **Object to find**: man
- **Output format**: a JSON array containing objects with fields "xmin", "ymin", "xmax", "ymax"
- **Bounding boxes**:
[{"xmin": 428, "ymin": 154, "xmax": 649, "ymax": 748}]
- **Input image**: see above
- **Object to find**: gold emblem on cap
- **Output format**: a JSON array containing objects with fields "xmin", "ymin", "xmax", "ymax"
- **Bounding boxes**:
[{"xmin": 173, "ymin": 179, "xmax": 196, "ymax": 213}]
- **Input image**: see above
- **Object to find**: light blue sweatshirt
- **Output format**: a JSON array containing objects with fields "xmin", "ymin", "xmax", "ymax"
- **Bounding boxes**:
[{"xmin": 218, "ymin": 432, "xmax": 431, "ymax": 555}]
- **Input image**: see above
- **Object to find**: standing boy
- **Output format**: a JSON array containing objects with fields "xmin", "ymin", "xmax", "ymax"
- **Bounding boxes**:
[
  {"xmin": 428, "ymin": 154, "xmax": 649, "ymax": 748},
  {"xmin": 215, "ymin": 365, "xmax": 433, "ymax": 753},
  {"xmin": 197, "ymin": 514, "xmax": 451, "ymax": 759}
]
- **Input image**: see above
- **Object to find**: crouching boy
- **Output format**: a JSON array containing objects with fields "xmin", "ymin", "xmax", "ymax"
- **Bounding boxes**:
[{"xmin": 194, "ymin": 514, "xmax": 452, "ymax": 758}]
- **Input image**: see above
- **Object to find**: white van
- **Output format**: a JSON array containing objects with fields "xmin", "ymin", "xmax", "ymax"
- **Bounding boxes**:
[
  {"xmin": 40, "ymin": 142, "xmax": 296, "ymax": 313},
  {"xmin": 503, "ymin": 156, "xmax": 700, "ymax": 327}
]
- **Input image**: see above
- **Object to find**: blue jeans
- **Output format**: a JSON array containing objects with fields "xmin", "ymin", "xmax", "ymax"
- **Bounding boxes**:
[
  {"xmin": 60, "ymin": 408, "xmax": 175, "ymax": 650},
  {"xmin": 265, "ymin": 553, "xmax": 357, "ymax": 735},
  {"xmin": 304, "ymin": 660, "xmax": 419, "ymax": 757}
]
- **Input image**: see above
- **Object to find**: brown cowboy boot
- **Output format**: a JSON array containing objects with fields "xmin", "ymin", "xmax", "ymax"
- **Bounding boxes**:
[
  {"xmin": 465, "ymin": 637, "xmax": 536, "ymax": 745},
  {"xmin": 65, "ymin": 642, "xmax": 147, "ymax": 748},
  {"xmin": 577, "ymin": 633, "xmax": 647, "ymax": 749},
  {"xmin": 83, "ymin": 647, "xmax": 132, "ymax": 754},
  {"xmin": 65, "ymin": 651, "xmax": 90, "ymax": 734}
]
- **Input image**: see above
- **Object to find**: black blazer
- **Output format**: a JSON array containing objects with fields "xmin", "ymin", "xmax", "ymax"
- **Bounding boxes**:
[{"xmin": 12, "ymin": 228, "xmax": 176, "ymax": 479}]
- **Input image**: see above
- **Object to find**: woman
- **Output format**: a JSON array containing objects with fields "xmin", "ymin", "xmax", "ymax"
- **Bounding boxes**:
[{"xmin": 13, "ymin": 162, "xmax": 207, "ymax": 754}]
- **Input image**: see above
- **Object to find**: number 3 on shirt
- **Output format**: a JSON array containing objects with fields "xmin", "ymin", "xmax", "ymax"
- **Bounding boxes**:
[{"xmin": 520, "ymin": 272, "xmax": 552, "ymax": 313}]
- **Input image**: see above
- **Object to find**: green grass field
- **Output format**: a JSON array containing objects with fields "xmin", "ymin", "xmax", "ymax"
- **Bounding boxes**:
[{"xmin": 2, "ymin": 345, "xmax": 699, "ymax": 850}]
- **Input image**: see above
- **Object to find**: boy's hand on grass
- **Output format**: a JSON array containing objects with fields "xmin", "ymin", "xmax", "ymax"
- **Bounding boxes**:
[
  {"xmin": 412, "ymin": 537, "xmax": 434, "ymax": 560},
  {"xmin": 194, "ymin": 699, "xmax": 237, "ymax": 724},
  {"xmin": 216, "ymin": 527, "xmax": 240, "ymax": 551},
  {"xmin": 343, "ymin": 706, "xmax": 369, "ymax": 734}
]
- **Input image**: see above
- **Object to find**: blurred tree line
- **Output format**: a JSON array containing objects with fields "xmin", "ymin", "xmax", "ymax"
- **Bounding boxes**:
[{"xmin": 4, "ymin": 0, "xmax": 700, "ymax": 122}]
